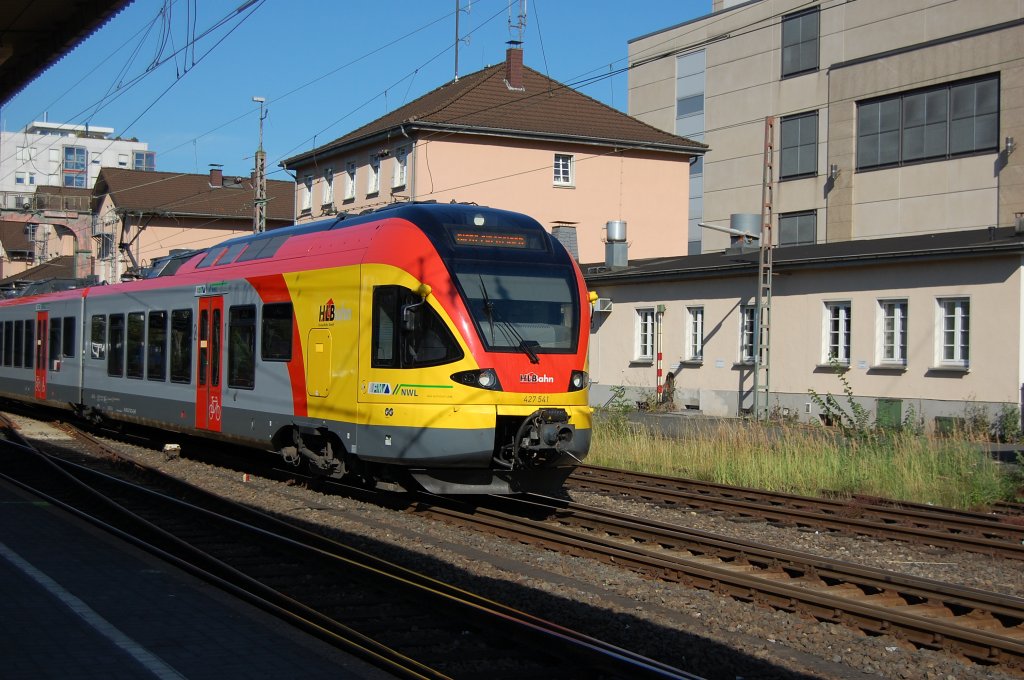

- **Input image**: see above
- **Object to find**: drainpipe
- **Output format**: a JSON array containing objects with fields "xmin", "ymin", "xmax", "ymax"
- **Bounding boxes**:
[{"xmin": 655, "ymin": 304, "xmax": 665, "ymax": 402}]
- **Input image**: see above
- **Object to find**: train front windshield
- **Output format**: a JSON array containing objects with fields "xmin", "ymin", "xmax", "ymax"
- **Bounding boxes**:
[{"xmin": 452, "ymin": 263, "xmax": 579, "ymax": 355}]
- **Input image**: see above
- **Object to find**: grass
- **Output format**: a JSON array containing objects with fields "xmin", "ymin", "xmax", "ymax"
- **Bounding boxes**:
[{"xmin": 588, "ymin": 415, "xmax": 1022, "ymax": 510}]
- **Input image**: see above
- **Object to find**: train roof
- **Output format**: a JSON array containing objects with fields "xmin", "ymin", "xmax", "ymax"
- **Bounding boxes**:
[{"xmin": 146, "ymin": 202, "xmax": 556, "ymax": 280}]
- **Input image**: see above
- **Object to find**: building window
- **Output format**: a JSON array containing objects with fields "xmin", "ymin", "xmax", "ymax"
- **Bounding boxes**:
[
  {"xmin": 635, "ymin": 308, "xmax": 654, "ymax": 362},
  {"xmin": 937, "ymin": 297, "xmax": 969, "ymax": 367},
  {"xmin": 781, "ymin": 8, "xmax": 819, "ymax": 78},
  {"xmin": 553, "ymin": 154, "xmax": 574, "ymax": 186},
  {"xmin": 740, "ymin": 305, "xmax": 756, "ymax": 363},
  {"xmin": 857, "ymin": 76, "xmax": 998, "ymax": 170},
  {"xmin": 686, "ymin": 306, "xmax": 704, "ymax": 361},
  {"xmin": 322, "ymin": 168, "xmax": 334, "ymax": 206},
  {"xmin": 301, "ymin": 175, "xmax": 313, "ymax": 211},
  {"xmin": 778, "ymin": 211, "xmax": 816, "ymax": 246},
  {"xmin": 780, "ymin": 111, "xmax": 817, "ymax": 179},
  {"xmin": 15, "ymin": 172, "xmax": 25, "ymax": 185},
  {"xmin": 118, "ymin": 154, "xmax": 129, "ymax": 167},
  {"xmin": 393, "ymin": 147, "xmax": 408, "ymax": 188},
  {"xmin": 368, "ymin": 154, "xmax": 380, "ymax": 194},
  {"xmin": 63, "ymin": 145, "xmax": 87, "ymax": 187},
  {"xmin": 28, "ymin": 173, "xmax": 36, "ymax": 186},
  {"xmin": 16, "ymin": 146, "xmax": 26, "ymax": 162},
  {"xmin": 879, "ymin": 300, "xmax": 908, "ymax": 366},
  {"xmin": 825, "ymin": 302, "xmax": 852, "ymax": 365},
  {"xmin": 133, "ymin": 151, "xmax": 156, "ymax": 171},
  {"xmin": 344, "ymin": 162, "xmax": 356, "ymax": 201}
]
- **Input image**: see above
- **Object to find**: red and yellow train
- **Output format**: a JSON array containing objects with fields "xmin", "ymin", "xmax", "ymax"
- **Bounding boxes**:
[{"xmin": 0, "ymin": 203, "xmax": 591, "ymax": 493}]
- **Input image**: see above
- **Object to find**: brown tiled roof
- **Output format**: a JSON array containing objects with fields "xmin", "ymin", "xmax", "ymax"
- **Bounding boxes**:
[
  {"xmin": 94, "ymin": 168, "xmax": 294, "ymax": 222},
  {"xmin": 283, "ymin": 61, "xmax": 706, "ymax": 166},
  {"xmin": 0, "ymin": 255, "xmax": 75, "ymax": 285}
]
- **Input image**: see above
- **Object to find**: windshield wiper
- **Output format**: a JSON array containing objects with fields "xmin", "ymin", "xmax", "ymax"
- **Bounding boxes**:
[{"xmin": 479, "ymin": 275, "xmax": 540, "ymax": 364}]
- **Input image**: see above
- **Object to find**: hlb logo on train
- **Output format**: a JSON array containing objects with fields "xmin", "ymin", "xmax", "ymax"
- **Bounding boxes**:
[
  {"xmin": 319, "ymin": 298, "xmax": 335, "ymax": 322},
  {"xmin": 369, "ymin": 382, "xmax": 392, "ymax": 394},
  {"xmin": 520, "ymin": 372, "xmax": 554, "ymax": 384}
]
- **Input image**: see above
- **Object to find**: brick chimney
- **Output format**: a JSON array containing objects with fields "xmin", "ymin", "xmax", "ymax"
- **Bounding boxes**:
[
  {"xmin": 504, "ymin": 45, "xmax": 524, "ymax": 91},
  {"xmin": 209, "ymin": 167, "xmax": 223, "ymax": 187}
]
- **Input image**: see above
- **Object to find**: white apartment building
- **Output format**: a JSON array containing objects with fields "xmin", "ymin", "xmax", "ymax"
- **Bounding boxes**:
[
  {"xmin": 1, "ymin": 120, "xmax": 154, "ymax": 202},
  {"xmin": 585, "ymin": 0, "xmax": 1024, "ymax": 429}
]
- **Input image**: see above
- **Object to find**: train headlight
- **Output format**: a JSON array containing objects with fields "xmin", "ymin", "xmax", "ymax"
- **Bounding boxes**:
[
  {"xmin": 568, "ymin": 370, "xmax": 588, "ymax": 392},
  {"xmin": 451, "ymin": 368, "xmax": 503, "ymax": 391}
]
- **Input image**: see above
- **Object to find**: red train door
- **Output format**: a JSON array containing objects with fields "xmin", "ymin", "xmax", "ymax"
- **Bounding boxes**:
[
  {"xmin": 195, "ymin": 296, "xmax": 223, "ymax": 432},
  {"xmin": 34, "ymin": 311, "xmax": 47, "ymax": 400}
]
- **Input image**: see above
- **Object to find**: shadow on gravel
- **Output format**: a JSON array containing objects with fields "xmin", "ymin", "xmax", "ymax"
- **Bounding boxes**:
[{"xmin": 261, "ymin": 496, "xmax": 834, "ymax": 680}]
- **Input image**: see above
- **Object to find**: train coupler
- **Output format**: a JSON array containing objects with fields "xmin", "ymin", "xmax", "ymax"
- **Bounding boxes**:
[{"xmin": 508, "ymin": 408, "xmax": 576, "ymax": 469}]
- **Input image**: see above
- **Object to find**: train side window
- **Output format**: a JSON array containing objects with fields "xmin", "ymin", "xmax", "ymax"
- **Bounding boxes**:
[
  {"xmin": 62, "ymin": 317, "xmax": 76, "ymax": 359},
  {"xmin": 372, "ymin": 287, "xmax": 399, "ymax": 368},
  {"xmin": 3, "ymin": 321, "xmax": 11, "ymax": 366},
  {"xmin": 170, "ymin": 309, "xmax": 192, "ymax": 384},
  {"xmin": 228, "ymin": 305, "xmax": 256, "ymax": 389},
  {"xmin": 126, "ymin": 312, "xmax": 145, "ymax": 379},
  {"xmin": 372, "ymin": 286, "xmax": 463, "ymax": 369},
  {"xmin": 24, "ymin": 319, "xmax": 34, "ymax": 369},
  {"xmin": 49, "ymin": 319, "xmax": 61, "ymax": 371},
  {"xmin": 90, "ymin": 315, "xmax": 106, "ymax": 360},
  {"xmin": 13, "ymin": 320, "xmax": 24, "ymax": 368},
  {"xmin": 108, "ymin": 314, "xmax": 125, "ymax": 377},
  {"xmin": 261, "ymin": 303, "xmax": 292, "ymax": 362},
  {"xmin": 147, "ymin": 311, "xmax": 168, "ymax": 382}
]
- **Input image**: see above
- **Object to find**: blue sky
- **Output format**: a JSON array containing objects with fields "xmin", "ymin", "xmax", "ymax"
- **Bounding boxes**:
[{"xmin": 2, "ymin": 1, "xmax": 709, "ymax": 180}]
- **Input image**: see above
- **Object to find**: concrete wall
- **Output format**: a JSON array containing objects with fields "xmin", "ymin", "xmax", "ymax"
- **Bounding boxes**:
[{"xmin": 628, "ymin": 0, "xmax": 1024, "ymax": 251}]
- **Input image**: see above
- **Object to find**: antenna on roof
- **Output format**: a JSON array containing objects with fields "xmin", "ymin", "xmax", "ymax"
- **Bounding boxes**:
[
  {"xmin": 454, "ymin": 1, "xmax": 472, "ymax": 82},
  {"xmin": 508, "ymin": 0, "xmax": 526, "ymax": 46}
]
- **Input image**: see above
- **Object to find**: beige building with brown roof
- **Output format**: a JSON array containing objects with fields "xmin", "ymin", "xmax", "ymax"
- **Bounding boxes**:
[
  {"xmin": 92, "ymin": 167, "xmax": 294, "ymax": 283},
  {"xmin": 282, "ymin": 48, "xmax": 706, "ymax": 264}
]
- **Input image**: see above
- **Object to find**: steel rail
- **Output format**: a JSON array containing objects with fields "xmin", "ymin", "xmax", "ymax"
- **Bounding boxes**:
[
  {"xmin": 402, "ymin": 493, "xmax": 1024, "ymax": 671},
  {"xmin": 568, "ymin": 466, "xmax": 1024, "ymax": 559},
  {"xmin": 2, "ymin": 421, "xmax": 697, "ymax": 680}
]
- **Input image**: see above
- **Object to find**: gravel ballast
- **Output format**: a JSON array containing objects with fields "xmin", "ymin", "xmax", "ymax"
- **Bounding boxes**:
[{"xmin": 12, "ymin": 414, "xmax": 1023, "ymax": 680}]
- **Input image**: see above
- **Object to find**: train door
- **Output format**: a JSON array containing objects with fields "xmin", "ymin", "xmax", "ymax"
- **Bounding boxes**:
[
  {"xmin": 195, "ymin": 296, "xmax": 223, "ymax": 432},
  {"xmin": 34, "ymin": 311, "xmax": 47, "ymax": 400}
]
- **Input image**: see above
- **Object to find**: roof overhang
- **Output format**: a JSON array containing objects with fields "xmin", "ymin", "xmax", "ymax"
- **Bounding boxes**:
[
  {"xmin": 585, "ymin": 230, "xmax": 1024, "ymax": 285},
  {"xmin": 281, "ymin": 122, "xmax": 705, "ymax": 168},
  {"xmin": 0, "ymin": 0, "xmax": 134, "ymax": 107}
]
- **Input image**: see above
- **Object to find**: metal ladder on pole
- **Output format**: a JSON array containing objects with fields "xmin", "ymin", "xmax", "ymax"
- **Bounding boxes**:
[{"xmin": 753, "ymin": 116, "xmax": 775, "ymax": 420}]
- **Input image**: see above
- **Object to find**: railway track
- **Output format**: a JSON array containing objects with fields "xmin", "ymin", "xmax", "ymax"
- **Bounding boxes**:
[
  {"xmin": 402, "ymin": 490, "xmax": 1024, "ymax": 672},
  {"xmin": 567, "ymin": 465, "xmax": 1024, "ymax": 560},
  {"xmin": 0, "ymin": 420, "xmax": 696, "ymax": 680}
]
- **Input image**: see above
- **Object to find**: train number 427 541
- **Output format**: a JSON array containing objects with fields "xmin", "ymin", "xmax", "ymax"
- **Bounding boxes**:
[{"xmin": 522, "ymin": 395, "xmax": 550, "ymax": 403}]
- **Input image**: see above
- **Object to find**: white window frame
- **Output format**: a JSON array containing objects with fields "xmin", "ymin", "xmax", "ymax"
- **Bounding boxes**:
[
  {"xmin": 936, "ymin": 297, "xmax": 969, "ymax": 368},
  {"xmin": 635, "ymin": 308, "xmax": 655, "ymax": 362},
  {"xmin": 553, "ymin": 153, "xmax": 574, "ymax": 186},
  {"xmin": 15, "ymin": 172, "xmax": 26, "ymax": 185},
  {"xmin": 824, "ymin": 301, "xmax": 852, "ymax": 365},
  {"xmin": 301, "ymin": 175, "xmax": 313, "ymax": 211},
  {"xmin": 686, "ymin": 306, "xmax": 704, "ymax": 361},
  {"xmin": 28, "ymin": 172, "xmax": 36, "ymax": 186},
  {"xmin": 740, "ymin": 305, "xmax": 756, "ymax": 363},
  {"xmin": 344, "ymin": 162, "xmax": 356, "ymax": 201},
  {"xmin": 393, "ymin": 147, "xmax": 408, "ymax": 188},
  {"xmin": 117, "ymin": 154, "xmax": 129, "ymax": 167},
  {"xmin": 322, "ymin": 167, "xmax": 334, "ymax": 206},
  {"xmin": 16, "ymin": 146, "xmax": 26, "ymax": 162},
  {"xmin": 877, "ymin": 299, "xmax": 908, "ymax": 366},
  {"xmin": 367, "ymin": 154, "xmax": 380, "ymax": 195}
]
